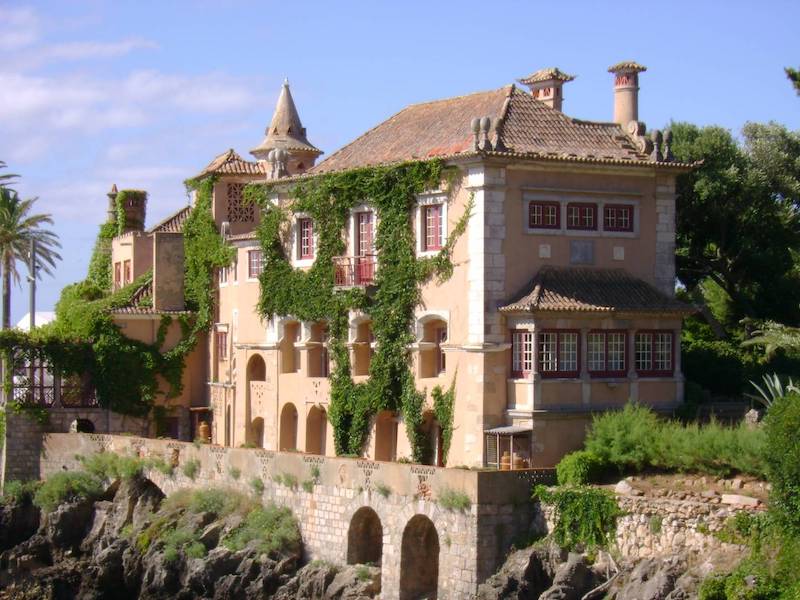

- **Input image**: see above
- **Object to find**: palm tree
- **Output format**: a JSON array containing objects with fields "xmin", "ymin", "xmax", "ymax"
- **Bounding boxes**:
[
  {"xmin": 0, "ymin": 187, "xmax": 61, "ymax": 329},
  {"xmin": 0, "ymin": 161, "xmax": 18, "ymax": 188}
]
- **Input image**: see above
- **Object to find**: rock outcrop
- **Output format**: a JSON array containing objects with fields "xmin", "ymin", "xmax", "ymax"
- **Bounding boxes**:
[{"xmin": 0, "ymin": 477, "xmax": 380, "ymax": 600}]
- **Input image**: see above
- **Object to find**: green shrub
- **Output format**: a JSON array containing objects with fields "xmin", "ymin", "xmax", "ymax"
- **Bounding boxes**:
[
  {"xmin": 250, "ymin": 477, "xmax": 265, "ymax": 495},
  {"xmin": 556, "ymin": 450, "xmax": 605, "ymax": 485},
  {"xmin": 1, "ymin": 480, "xmax": 41, "ymax": 505},
  {"xmin": 763, "ymin": 392, "xmax": 800, "ymax": 531},
  {"xmin": 310, "ymin": 465, "xmax": 320, "ymax": 480},
  {"xmin": 182, "ymin": 458, "xmax": 200, "ymax": 481},
  {"xmin": 649, "ymin": 515, "xmax": 663, "ymax": 535},
  {"xmin": 534, "ymin": 485, "xmax": 621, "ymax": 551},
  {"xmin": 228, "ymin": 466, "xmax": 241, "ymax": 480},
  {"xmin": 355, "ymin": 564, "xmax": 372, "ymax": 581},
  {"xmin": 150, "ymin": 458, "xmax": 175, "ymax": 477},
  {"xmin": 81, "ymin": 452, "xmax": 145, "ymax": 482},
  {"xmin": 273, "ymin": 473, "xmax": 297, "ymax": 488},
  {"xmin": 222, "ymin": 504, "xmax": 300, "ymax": 556},
  {"xmin": 374, "ymin": 482, "xmax": 391, "ymax": 498},
  {"xmin": 437, "ymin": 487, "xmax": 471, "ymax": 511},
  {"xmin": 34, "ymin": 472, "xmax": 103, "ymax": 512},
  {"xmin": 698, "ymin": 575, "xmax": 727, "ymax": 600},
  {"xmin": 683, "ymin": 339, "xmax": 749, "ymax": 396},
  {"xmin": 301, "ymin": 480, "xmax": 314, "ymax": 493},
  {"xmin": 585, "ymin": 403, "xmax": 661, "ymax": 471}
]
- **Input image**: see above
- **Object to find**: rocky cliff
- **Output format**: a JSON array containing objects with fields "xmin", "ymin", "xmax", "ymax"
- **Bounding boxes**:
[{"xmin": 0, "ymin": 477, "xmax": 379, "ymax": 600}]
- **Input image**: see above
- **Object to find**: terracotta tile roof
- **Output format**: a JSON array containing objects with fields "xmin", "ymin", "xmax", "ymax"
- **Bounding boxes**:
[
  {"xmin": 198, "ymin": 149, "xmax": 265, "ymax": 178},
  {"xmin": 500, "ymin": 266, "xmax": 693, "ymax": 314},
  {"xmin": 147, "ymin": 205, "xmax": 192, "ymax": 234},
  {"xmin": 608, "ymin": 61, "xmax": 647, "ymax": 73},
  {"xmin": 310, "ymin": 85, "xmax": 656, "ymax": 175},
  {"xmin": 111, "ymin": 281, "xmax": 193, "ymax": 316},
  {"xmin": 518, "ymin": 68, "xmax": 575, "ymax": 85}
]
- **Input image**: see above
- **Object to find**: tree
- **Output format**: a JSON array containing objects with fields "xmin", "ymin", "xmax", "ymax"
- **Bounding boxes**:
[
  {"xmin": 672, "ymin": 122, "xmax": 800, "ymax": 328},
  {"xmin": 0, "ymin": 187, "xmax": 61, "ymax": 329},
  {"xmin": 0, "ymin": 161, "xmax": 18, "ymax": 188},
  {"xmin": 786, "ymin": 67, "xmax": 800, "ymax": 95}
]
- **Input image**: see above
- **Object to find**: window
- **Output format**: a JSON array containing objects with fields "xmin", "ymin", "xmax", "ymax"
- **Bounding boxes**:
[
  {"xmin": 298, "ymin": 218, "xmax": 314, "ymax": 259},
  {"xmin": 231, "ymin": 255, "xmax": 238, "ymax": 282},
  {"xmin": 123, "ymin": 260, "xmax": 132, "ymax": 285},
  {"xmin": 604, "ymin": 205, "xmax": 633, "ymax": 232},
  {"xmin": 423, "ymin": 204, "xmax": 443, "ymax": 251},
  {"xmin": 248, "ymin": 250, "xmax": 264, "ymax": 278},
  {"xmin": 566, "ymin": 203, "xmax": 597, "ymax": 230},
  {"xmin": 635, "ymin": 331, "xmax": 674, "ymax": 376},
  {"xmin": 528, "ymin": 201, "xmax": 560, "ymax": 229},
  {"xmin": 357, "ymin": 211, "xmax": 374, "ymax": 256},
  {"xmin": 219, "ymin": 265, "xmax": 228, "ymax": 284},
  {"xmin": 511, "ymin": 330, "xmax": 533, "ymax": 378},
  {"xmin": 436, "ymin": 325, "xmax": 447, "ymax": 375},
  {"xmin": 227, "ymin": 183, "xmax": 254, "ymax": 222},
  {"xmin": 114, "ymin": 262, "xmax": 121, "ymax": 289},
  {"xmin": 539, "ymin": 330, "xmax": 579, "ymax": 377},
  {"xmin": 216, "ymin": 331, "xmax": 228, "ymax": 360},
  {"xmin": 587, "ymin": 331, "xmax": 627, "ymax": 377}
]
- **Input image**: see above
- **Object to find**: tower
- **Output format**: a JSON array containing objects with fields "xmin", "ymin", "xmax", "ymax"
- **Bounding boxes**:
[{"xmin": 250, "ymin": 79, "xmax": 322, "ymax": 177}]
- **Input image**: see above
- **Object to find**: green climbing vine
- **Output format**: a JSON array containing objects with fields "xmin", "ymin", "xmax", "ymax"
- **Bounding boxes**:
[
  {"xmin": 0, "ymin": 181, "xmax": 230, "ymax": 418},
  {"xmin": 248, "ymin": 159, "xmax": 470, "ymax": 460},
  {"xmin": 432, "ymin": 376, "xmax": 456, "ymax": 466}
]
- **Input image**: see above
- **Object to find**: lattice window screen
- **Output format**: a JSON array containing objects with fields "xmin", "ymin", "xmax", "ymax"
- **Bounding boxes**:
[{"xmin": 227, "ymin": 183, "xmax": 254, "ymax": 222}]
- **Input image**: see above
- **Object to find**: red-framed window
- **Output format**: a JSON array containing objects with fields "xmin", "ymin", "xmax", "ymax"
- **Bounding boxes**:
[
  {"xmin": 423, "ymin": 204, "xmax": 443, "ymax": 251},
  {"xmin": 539, "ymin": 330, "xmax": 580, "ymax": 378},
  {"xmin": 635, "ymin": 330, "xmax": 674, "ymax": 376},
  {"xmin": 299, "ymin": 218, "xmax": 314, "ymax": 259},
  {"xmin": 248, "ymin": 250, "xmax": 264, "ymax": 278},
  {"xmin": 436, "ymin": 325, "xmax": 447, "ymax": 375},
  {"xmin": 123, "ymin": 260, "xmax": 132, "ymax": 285},
  {"xmin": 603, "ymin": 204, "xmax": 633, "ymax": 232},
  {"xmin": 356, "ymin": 211, "xmax": 374, "ymax": 256},
  {"xmin": 528, "ymin": 201, "xmax": 560, "ymax": 229},
  {"xmin": 587, "ymin": 330, "xmax": 627, "ymax": 377},
  {"xmin": 216, "ymin": 331, "xmax": 228, "ymax": 360},
  {"xmin": 114, "ymin": 262, "xmax": 121, "ymax": 289},
  {"xmin": 511, "ymin": 330, "xmax": 533, "ymax": 378},
  {"xmin": 566, "ymin": 203, "xmax": 597, "ymax": 230}
]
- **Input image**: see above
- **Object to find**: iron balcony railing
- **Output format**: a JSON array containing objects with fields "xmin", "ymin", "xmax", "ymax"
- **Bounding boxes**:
[{"xmin": 333, "ymin": 254, "xmax": 377, "ymax": 287}]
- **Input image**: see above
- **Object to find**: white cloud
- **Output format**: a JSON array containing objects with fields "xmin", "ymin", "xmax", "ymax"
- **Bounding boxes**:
[
  {"xmin": 39, "ymin": 38, "xmax": 158, "ymax": 62},
  {"xmin": 0, "ymin": 7, "xmax": 39, "ymax": 50}
]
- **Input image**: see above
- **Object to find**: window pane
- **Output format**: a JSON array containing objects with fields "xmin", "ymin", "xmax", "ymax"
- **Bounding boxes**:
[
  {"xmin": 635, "ymin": 333, "xmax": 652, "ymax": 372},
  {"xmin": 512, "ymin": 330, "xmax": 532, "ymax": 375},
  {"xmin": 559, "ymin": 332, "xmax": 578, "ymax": 372},
  {"xmin": 539, "ymin": 332, "xmax": 557, "ymax": 372},
  {"xmin": 655, "ymin": 333, "xmax": 673, "ymax": 372},
  {"xmin": 608, "ymin": 333, "xmax": 626, "ymax": 372},
  {"xmin": 588, "ymin": 333, "xmax": 605, "ymax": 371}
]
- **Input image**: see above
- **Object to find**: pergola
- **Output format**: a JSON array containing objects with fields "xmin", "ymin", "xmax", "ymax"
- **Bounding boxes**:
[{"xmin": 484, "ymin": 425, "xmax": 532, "ymax": 469}]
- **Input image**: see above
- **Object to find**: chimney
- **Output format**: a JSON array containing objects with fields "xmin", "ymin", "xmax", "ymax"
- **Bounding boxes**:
[
  {"xmin": 118, "ymin": 190, "xmax": 148, "ymax": 233},
  {"xmin": 106, "ymin": 184, "xmax": 118, "ymax": 223},
  {"xmin": 608, "ymin": 61, "xmax": 647, "ymax": 126},
  {"xmin": 518, "ymin": 68, "xmax": 575, "ymax": 111}
]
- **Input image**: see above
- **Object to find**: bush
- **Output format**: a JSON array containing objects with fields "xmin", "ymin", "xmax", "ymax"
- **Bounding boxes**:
[
  {"xmin": 250, "ymin": 477, "xmax": 265, "ymax": 495},
  {"xmin": 437, "ymin": 487, "xmax": 471, "ymax": 511},
  {"xmin": 1, "ymin": 480, "xmax": 41, "ymax": 505},
  {"xmin": 182, "ymin": 459, "xmax": 200, "ymax": 480},
  {"xmin": 585, "ymin": 403, "xmax": 661, "ymax": 471},
  {"xmin": 534, "ymin": 485, "xmax": 620, "ymax": 551},
  {"xmin": 34, "ymin": 472, "xmax": 103, "ymax": 512},
  {"xmin": 222, "ymin": 504, "xmax": 300, "ymax": 556},
  {"xmin": 81, "ymin": 452, "xmax": 145, "ymax": 482},
  {"xmin": 763, "ymin": 392, "xmax": 800, "ymax": 531},
  {"xmin": 556, "ymin": 450, "xmax": 605, "ymax": 485},
  {"xmin": 683, "ymin": 339, "xmax": 749, "ymax": 396}
]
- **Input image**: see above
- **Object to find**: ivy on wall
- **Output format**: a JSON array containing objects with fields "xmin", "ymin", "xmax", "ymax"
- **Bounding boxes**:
[
  {"xmin": 0, "ymin": 181, "xmax": 230, "ymax": 419},
  {"xmin": 432, "ymin": 377, "xmax": 456, "ymax": 466},
  {"xmin": 248, "ymin": 159, "xmax": 471, "ymax": 461}
]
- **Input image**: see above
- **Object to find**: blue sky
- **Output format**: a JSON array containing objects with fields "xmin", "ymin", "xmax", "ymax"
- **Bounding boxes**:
[{"xmin": 1, "ymin": 0, "xmax": 799, "ymax": 324}]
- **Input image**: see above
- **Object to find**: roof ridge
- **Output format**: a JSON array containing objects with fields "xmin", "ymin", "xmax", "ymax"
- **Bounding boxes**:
[
  {"xmin": 146, "ymin": 205, "xmax": 191, "ymax": 234},
  {"xmin": 403, "ymin": 84, "xmax": 512, "ymax": 109}
]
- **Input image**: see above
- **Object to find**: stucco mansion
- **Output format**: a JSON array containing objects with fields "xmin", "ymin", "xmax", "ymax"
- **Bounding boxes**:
[{"xmin": 106, "ymin": 62, "xmax": 691, "ymax": 468}]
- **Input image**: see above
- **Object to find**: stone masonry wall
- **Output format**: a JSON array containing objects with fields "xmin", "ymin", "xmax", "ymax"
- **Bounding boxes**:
[{"xmin": 40, "ymin": 433, "xmax": 543, "ymax": 599}]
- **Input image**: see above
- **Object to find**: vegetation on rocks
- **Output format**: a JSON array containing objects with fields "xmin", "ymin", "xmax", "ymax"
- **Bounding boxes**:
[{"xmin": 533, "ymin": 485, "xmax": 620, "ymax": 551}]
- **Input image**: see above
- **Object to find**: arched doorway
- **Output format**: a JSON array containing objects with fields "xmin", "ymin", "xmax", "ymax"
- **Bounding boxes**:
[
  {"xmin": 347, "ymin": 507, "xmax": 383, "ymax": 566},
  {"xmin": 251, "ymin": 417, "xmax": 265, "ymax": 448},
  {"xmin": 305, "ymin": 406, "xmax": 327, "ymax": 455},
  {"xmin": 400, "ymin": 515, "xmax": 439, "ymax": 600},
  {"xmin": 246, "ymin": 354, "xmax": 266, "ymax": 381},
  {"xmin": 421, "ymin": 411, "xmax": 444, "ymax": 467},
  {"xmin": 374, "ymin": 410, "xmax": 397, "ymax": 462},
  {"xmin": 279, "ymin": 403, "xmax": 298, "ymax": 451},
  {"xmin": 70, "ymin": 418, "xmax": 95, "ymax": 433}
]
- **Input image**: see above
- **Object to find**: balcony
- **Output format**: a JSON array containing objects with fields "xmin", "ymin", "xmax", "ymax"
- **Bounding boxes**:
[{"xmin": 333, "ymin": 254, "xmax": 376, "ymax": 287}]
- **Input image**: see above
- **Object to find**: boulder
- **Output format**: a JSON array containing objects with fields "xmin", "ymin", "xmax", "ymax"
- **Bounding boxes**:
[
  {"xmin": 721, "ymin": 494, "xmax": 759, "ymax": 507},
  {"xmin": 0, "ymin": 495, "xmax": 40, "ymax": 553},
  {"xmin": 538, "ymin": 553, "xmax": 598, "ymax": 600},
  {"xmin": 44, "ymin": 500, "xmax": 94, "ymax": 552},
  {"xmin": 324, "ymin": 564, "xmax": 381, "ymax": 599}
]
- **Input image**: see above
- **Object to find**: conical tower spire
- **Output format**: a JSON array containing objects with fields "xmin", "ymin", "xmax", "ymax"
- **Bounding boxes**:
[{"xmin": 250, "ymin": 79, "xmax": 322, "ymax": 169}]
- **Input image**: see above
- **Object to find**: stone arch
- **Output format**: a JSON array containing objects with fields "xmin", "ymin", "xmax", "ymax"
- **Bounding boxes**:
[
  {"xmin": 400, "ymin": 514, "xmax": 439, "ymax": 600},
  {"xmin": 347, "ymin": 506, "xmax": 383, "ymax": 566},
  {"xmin": 279, "ymin": 403, "xmax": 298, "ymax": 451},
  {"xmin": 305, "ymin": 405, "xmax": 327, "ymax": 455},
  {"xmin": 70, "ymin": 418, "xmax": 95, "ymax": 433},
  {"xmin": 246, "ymin": 354, "xmax": 266, "ymax": 381},
  {"xmin": 251, "ymin": 417, "xmax": 265, "ymax": 448}
]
